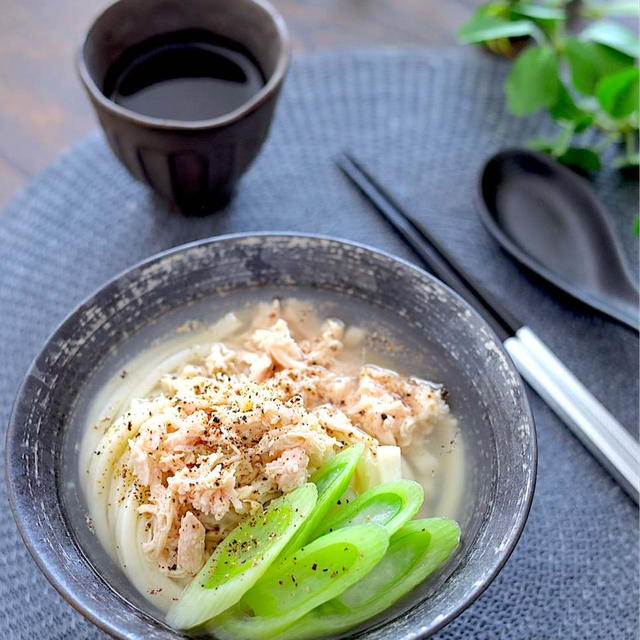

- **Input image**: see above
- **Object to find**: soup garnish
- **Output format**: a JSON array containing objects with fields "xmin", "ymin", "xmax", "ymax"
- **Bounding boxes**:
[{"xmin": 192, "ymin": 452, "xmax": 459, "ymax": 639}]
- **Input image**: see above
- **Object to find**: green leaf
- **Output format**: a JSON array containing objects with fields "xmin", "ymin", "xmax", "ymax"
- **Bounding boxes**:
[
  {"xmin": 213, "ymin": 524, "xmax": 390, "ymax": 640},
  {"xmin": 527, "ymin": 137, "xmax": 603, "ymax": 171},
  {"xmin": 582, "ymin": 1, "xmax": 640, "ymax": 19},
  {"xmin": 549, "ymin": 83, "xmax": 594, "ymax": 130},
  {"xmin": 581, "ymin": 20, "xmax": 640, "ymax": 58},
  {"xmin": 512, "ymin": 3, "xmax": 566, "ymax": 20},
  {"xmin": 273, "ymin": 518, "xmax": 461, "ymax": 640},
  {"xmin": 477, "ymin": 1, "xmax": 511, "ymax": 18},
  {"xmin": 166, "ymin": 483, "xmax": 318, "ymax": 630},
  {"xmin": 313, "ymin": 480, "xmax": 424, "ymax": 538},
  {"xmin": 596, "ymin": 67, "xmax": 640, "ymax": 117},
  {"xmin": 458, "ymin": 15, "xmax": 542, "ymax": 43},
  {"xmin": 506, "ymin": 45, "xmax": 561, "ymax": 115},
  {"xmin": 557, "ymin": 147, "xmax": 602, "ymax": 171},
  {"xmin": 572, "ymin": 114, "xmax": 596, "ymax": 133},
  {"xmin": 566, "ymin": 38, "xmax": 635, "ymax": 95},
  {"xmin": 633, "ymin": 216, "xmax": 640, "ymax": 235},
  {"xmin": 528, "ymin": 137, "xmax": 555, "ymax": 153}
]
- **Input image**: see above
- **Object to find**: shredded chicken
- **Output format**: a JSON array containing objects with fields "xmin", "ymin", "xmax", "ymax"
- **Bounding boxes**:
[
  {"xmin": 108, "ymin": 299, "xmax": 451, "ymax": 578},
  {"xmin": 265, "ymin": 447, "xmax": 310, "ymax": 492},
  {"xmin": 177, "ymin": 512, "xmax": 206, "ymax": 575}
]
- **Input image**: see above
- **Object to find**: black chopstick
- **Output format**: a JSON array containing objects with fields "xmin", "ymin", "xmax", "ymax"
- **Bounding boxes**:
[{"xmin": 337, "ymin": 152, "xmax": 521, "ymax": 343}]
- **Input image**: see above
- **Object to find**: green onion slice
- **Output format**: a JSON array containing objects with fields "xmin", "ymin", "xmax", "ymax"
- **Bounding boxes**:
[
  {"xmin": 276, "ymin": 443, "xmax": 364, "ymax": 561},
  {"xmin": 277, "ymin": 517, "xmax": 461, "ymax": 640},
  {"xmin": 166, "ymin": 482, "xmax": 317, "ymax": 630},
  {"xmin": 210, "ymin": 523, "xmax": 389, "ymax": 640},
  {"xmin": 313, "ymin": 480, "xmax": 424, "ymax": 538}
]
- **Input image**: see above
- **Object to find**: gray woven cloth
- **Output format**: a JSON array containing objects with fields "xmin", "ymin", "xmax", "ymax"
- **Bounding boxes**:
[{"xmin": 0, "ymin": 49, "xmax": 638, "ymax": 639}]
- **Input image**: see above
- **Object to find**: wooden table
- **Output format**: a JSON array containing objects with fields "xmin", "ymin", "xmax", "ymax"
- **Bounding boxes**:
[{"xmin": 0, "ymin": 0, "xmax": 480, "ymax": 208}]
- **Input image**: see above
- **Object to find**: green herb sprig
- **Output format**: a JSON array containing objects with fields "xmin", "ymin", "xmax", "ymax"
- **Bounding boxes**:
[{"xmin": 459, "ymin": 0, "xmax": 639, "ymax": 174}]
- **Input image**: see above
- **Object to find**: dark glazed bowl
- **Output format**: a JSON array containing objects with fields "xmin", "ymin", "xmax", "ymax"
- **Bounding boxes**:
[
  {"xmin": 6, "ymin": 234, "xmax": 536, "ymax": 640},
  {"xmin": 77, "ymin": 0, "xmax": 289, "ymax": 212}
]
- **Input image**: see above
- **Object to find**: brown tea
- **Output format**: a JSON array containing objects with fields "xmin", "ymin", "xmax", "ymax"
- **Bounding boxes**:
[{"xmin": 104, "ymin": 30, "xmax": 264, "ymax": 121}]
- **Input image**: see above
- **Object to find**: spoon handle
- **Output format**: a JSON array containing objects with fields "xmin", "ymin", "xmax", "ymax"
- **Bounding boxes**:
[{"xmin": 505, "ymin": 327, "xmax": 640, "ymax": 504}]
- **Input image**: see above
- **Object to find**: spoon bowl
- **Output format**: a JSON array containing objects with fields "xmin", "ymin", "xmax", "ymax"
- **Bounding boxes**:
[{"xmin": 477, "ymin": 149, "xmax": 638, "ymax": 331}]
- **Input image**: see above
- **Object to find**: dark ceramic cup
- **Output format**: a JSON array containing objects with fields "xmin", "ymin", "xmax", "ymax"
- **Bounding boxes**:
[{"xmin": 77, "ymin": 0, "xmax": 289, "ymax": 212}]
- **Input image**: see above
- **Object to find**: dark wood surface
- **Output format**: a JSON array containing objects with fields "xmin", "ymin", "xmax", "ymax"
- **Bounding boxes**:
[{"xmin": 0, "ymin": 0, "xmax": 481, "ymax": 208}]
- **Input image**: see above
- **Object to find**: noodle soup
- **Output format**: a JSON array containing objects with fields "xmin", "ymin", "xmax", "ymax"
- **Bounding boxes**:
[{"xmin": 79, "ymin": 297, "xmax": 463, "ymax": 636}]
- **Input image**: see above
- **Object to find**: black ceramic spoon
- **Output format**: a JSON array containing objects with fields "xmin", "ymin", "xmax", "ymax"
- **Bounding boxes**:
[{"xmin": 478, "ymin": 149, "xmax": 639, "ymax": 331}]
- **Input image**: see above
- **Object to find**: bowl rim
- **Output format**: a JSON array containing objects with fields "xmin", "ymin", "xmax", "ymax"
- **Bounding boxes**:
[
  {"xmin": 5, "ymin": 232, "xmax": 537, "ymax": 640},
  {"xmin": 76, "ymin": 0, "xmax": 291, "ymax": 131}
]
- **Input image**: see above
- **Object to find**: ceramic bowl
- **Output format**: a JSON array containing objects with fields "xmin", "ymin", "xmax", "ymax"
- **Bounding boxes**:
[{"xmin": 6, "ymin": 234, "xmax": 536, "ymax": 639}]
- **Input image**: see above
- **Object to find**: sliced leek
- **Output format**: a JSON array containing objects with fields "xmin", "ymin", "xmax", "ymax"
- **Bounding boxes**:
[
  {"xmin": 166, "ymin": 483, "xmax": 317, "ymax": 630},
  {"xmin": 211, "ymin": 524, "xmax": 390, "ymax": 640}
]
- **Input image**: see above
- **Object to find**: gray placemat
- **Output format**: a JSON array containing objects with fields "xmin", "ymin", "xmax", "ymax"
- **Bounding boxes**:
[{"xmin": 0, "ymin": 49, "xmax": 638, "ymax": 640}]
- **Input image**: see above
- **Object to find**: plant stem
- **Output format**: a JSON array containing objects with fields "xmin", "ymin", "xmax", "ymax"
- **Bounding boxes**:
[
  {"xmin": 553, "ymin": 126, "xmax": 574, "ymax": 156},
  {"xmin": 625, "ymin": 129, "xmax": 637, "ymax": 158}
]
